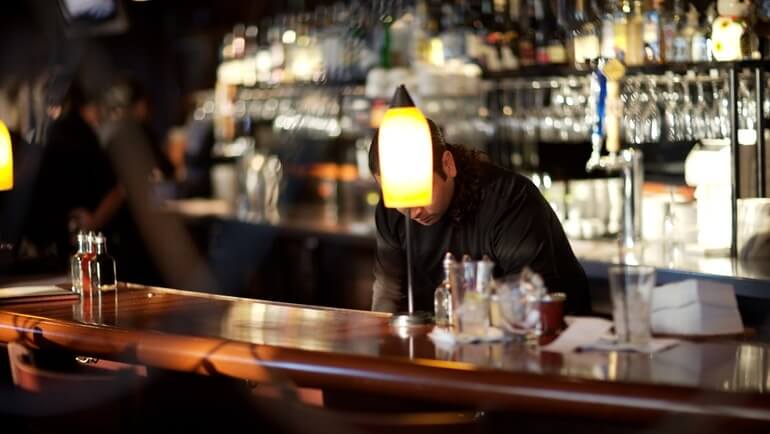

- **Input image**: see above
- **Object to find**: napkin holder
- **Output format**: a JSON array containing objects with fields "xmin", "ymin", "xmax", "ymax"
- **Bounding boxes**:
[{"xmin": 651, "ymin": 279, "xmax": 743, "ymax": 336}]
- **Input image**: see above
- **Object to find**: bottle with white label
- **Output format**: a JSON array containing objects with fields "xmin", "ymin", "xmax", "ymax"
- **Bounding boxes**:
[{"xmin": 643, "ymin": 0, "xmax": 662, "ymax": 63}]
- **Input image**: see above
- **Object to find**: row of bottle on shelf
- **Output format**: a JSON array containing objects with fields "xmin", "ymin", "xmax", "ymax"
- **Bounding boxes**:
[
  {"xmin": 209, "ymin": 68, "xmax": 770, "ymax": 151},
  {"xmin": 216, "ymin": 0, "xmax": 770, "ymax": 88},
  {"xmin": 70, "ymin": 231, "xmax": 117, "ymax": 295}
]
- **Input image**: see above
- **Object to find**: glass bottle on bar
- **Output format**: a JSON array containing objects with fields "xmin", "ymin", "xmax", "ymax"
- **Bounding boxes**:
[
  {"xmin": 90, "ymin": 233, "xmax": 117, "ymax": 293},
  {"xmin": 571, "ymin": 0, "xmax": 601, "ymax": 66},
  {"xmin": 642, "ymin": 0, "xmax": 663, "ymax": 63},
  {"xmin": 613, "ymin": 0, "xmax": 631, "ymax": 62},
  {"xmin": 546, "ymin": 0, "xmax": 568, "ymax": 64},
  {"xmin": 600, "ymin": 0, "xmax": 617, "ymax": 58},
  {"xmin": 70, "ymin": 231, "xmax": 90, "ymax": 294},
  {"xmin": 81, "ymin": 232, "xmax": 96, "ymax": 297},
  {"xmin": 518, "ymin": 0, "xmax": 537, "ymax": 66},
  {"xmin": 663, "ymin": 0, "xmax": 688, "ymax": 62},
  {"xmin": 434, "ymin": 252, "xmax": 457, "ymax": 326},
  {"xmin": 626, "ymin": 0, "xmax": 645, "ymax": 65},
  {"xmin": 689, "ymin": 4, "xmax": 709, "ymax": 62}
]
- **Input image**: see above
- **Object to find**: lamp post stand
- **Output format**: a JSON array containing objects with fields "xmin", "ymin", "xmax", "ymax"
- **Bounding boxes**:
[{"xmin": 390, "ymin": 209, "xmax": 433, "ymax": 328}]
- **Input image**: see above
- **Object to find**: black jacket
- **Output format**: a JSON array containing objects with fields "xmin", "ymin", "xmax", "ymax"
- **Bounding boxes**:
[{"xmin": 372, "ymin": 163, "xmax": 591, "ymax": 315}]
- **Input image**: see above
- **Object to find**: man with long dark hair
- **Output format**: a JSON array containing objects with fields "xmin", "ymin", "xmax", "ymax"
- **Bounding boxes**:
[{"xmin": 369, "ymin": 119, "xmax": 590, "ymax": 315}]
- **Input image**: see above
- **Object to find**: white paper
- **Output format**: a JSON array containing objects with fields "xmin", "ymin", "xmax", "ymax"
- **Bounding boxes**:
[
  {"xmin": 580, "ymin": 337, "xmax": 680, "ymax": 354},
  {"xmin": 428, "ymin": 326, "xmax": 507, "ymax": 346},
  {"xmin": 542, "ymin": 317, "xmax": 614, "ymax": 353}
]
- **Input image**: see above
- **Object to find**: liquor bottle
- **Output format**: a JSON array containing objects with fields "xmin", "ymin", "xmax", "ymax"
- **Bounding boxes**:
[
  {"xmin": 689, "ymin": 5, "xmax": 709, "ymax": 61},
  {"xmin": 501, "ymin": 0, "xmax": 522, "ymax": 68},
  {"xmin": 663, "ymin": 0, "xmax": 688, "ymax": 62},
  {"xmin": 600, "ymin": 1, "xmax": 617, "ymax": 58},
  {"xmin": 643, "ymin": 0, "xmax": 663, "ymax": 63},
  {"xmin": 533, "ymin": 0, "xmax": 550, "ymax": 63},
  {"xmin": 613, "ymin": 0, "xmax": 631, "ymax": 61},
  {"xmin": 434, "ymin": 252, "xmax": 457, "ymax": 326},
  {"xmin": 758, "ymin": 0, "xmax": 770, "ymax": 59},
  {"xmin": 493, "ymin": 0, "xmax": 519, "ymax": 69},
  {"xmin": 518, "ymin": 0, "xmax": 537, "ymax": 66},
  {"xmin": 704, "ymin": 3, "xmax": 717, "ymax": 61},
  {"xmin": 626, "ymin": 0, "xmax": 645, "ymax": 65},
  {"xmin": 269, "ymin": 15, "xmax": 287, "ymax": 83},
  {"xmin": 546, "ymin": 0, "xmax": 568, "ymax": 64},
  {"xmin": 89, "ymin": 233, "xmax": 117, "ymax": 293},
  {"xmin": 70, "ymin": 231, "xmax": 90, "ymax": 294},
  {"xmin": 475, "ymin": 256, "xmax": 495, "ymax": 295},
  {"xmin": 440, "ymin": 2, "xmax": 466, "ymax": 62},
  {"xmin": 572, "ymin": 0, "xmax": 601, "ymax": 66}
]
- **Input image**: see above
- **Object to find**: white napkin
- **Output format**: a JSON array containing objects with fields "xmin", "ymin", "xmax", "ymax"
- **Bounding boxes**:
[
  {"xmin": 542, "ymin": 317, "xmax": 614, "ymax": 353},
  {"xmin": 428, "ymin": 326, "xmax": 508, "ymax": 345},
  {"xmin": 542, "ymin": 317, "xmax": 680, "ymax": 354},
  {"xmin": 579, "ymin": 336, "xmax": 680, "ymax": 354}
]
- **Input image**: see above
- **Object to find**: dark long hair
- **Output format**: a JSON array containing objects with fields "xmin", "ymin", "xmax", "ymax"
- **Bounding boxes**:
[
  {"xmin": 368, "ymin": 119, "xmax": 487, "ymax": 224},
  {"xmin": 445, "ymin": 142, "xmax": 486, "ymax": 224}
]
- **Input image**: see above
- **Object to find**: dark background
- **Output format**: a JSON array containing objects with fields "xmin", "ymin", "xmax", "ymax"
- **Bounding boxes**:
[{"xmin": 0, "ymin": 0, "xmax": 330, "ymax": 139}]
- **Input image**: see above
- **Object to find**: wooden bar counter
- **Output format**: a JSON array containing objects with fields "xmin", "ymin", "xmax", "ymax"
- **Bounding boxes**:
[{"xmin": 1, "ymin": 283, "xmax": 770, "ymax": 428}]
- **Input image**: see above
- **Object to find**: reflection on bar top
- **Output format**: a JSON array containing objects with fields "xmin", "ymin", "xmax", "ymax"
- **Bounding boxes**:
[{"xmin": 165, "ymin": 199, "xmax": 770, "ymax": 284}]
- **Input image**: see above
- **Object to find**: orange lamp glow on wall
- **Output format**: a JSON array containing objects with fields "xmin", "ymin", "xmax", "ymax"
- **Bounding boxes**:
[
  {"xmin": 377, "ymin": 85, "xmax": 433, "ymax": 209},
  {"xmin": 0, "ymin": 121, "xmax": 13, "ymax": 191}
]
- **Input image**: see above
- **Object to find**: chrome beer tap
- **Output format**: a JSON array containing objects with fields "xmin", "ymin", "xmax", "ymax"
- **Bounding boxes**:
[{"xmin": 586, "ymin": 59, "xmax": 643, "ymax": 249}]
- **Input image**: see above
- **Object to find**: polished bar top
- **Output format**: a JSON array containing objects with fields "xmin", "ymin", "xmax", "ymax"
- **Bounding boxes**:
[
  {"xmin": 165, "ymin": 199, "xmax": 770, "ymax": 291},
  {"xmin": 1, "ymin": 283, "xmax": 769, "ymax": 422}
]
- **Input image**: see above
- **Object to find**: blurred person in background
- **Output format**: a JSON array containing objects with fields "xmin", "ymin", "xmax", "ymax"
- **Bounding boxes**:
[
  {"xmin": 26, "ymin": 80, "xmax": 121, "ymax": 266},
  {"xmin": 97, "ymin": 77, "xmax": 177, "ymax": 285}
]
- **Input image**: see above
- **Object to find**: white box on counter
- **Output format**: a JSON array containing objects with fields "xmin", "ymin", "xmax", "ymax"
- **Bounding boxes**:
[{"xmin": 651, "ymin": 279, "xmax": 744, "ymax": 336}]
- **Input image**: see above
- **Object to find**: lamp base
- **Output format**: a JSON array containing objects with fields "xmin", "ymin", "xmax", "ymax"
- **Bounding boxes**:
[{"xmin": 390, "ymin": 311, "xmax": 434, "ymax": 328}]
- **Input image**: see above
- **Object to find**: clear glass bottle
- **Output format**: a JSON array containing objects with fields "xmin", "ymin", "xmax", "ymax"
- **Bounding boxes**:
[
  {"xmin": 69, "ymin": 231, "xmax": 89, "ymax": 294},
  {"xmin": 81, "ymin": 232, "xmax": 96, "ymax": 296},
  {"xmin": 572, "ymin": 0, "xmax": 601, "ymax": 66},
  {"xmin": 434, "ymin": 253, "xmax": 457, "ymax": 326},
  {"xmin": 613, "ymin": 0, "xmax": 631, "ymax": 61},
  {"xmin": 666, "ymin": 0, "xmax": 689, "ymax": 62},
  {"xmin": 600, "ymin": 1, "xmax": 617, "ymax": 59},
  {"xmin": 626, "ymin": 0, "xmax": 645, "ymax": 65},
  {"xmin": 689, "ymin": 5, "xmax": 709, "ymax": 61},
  {"xmin": 89, "ymin": 233, "xmax": 117, "ymax": 293},
  {"xmin": 642, "ymin": 0, "xmax": 663, "ymax": 63}
]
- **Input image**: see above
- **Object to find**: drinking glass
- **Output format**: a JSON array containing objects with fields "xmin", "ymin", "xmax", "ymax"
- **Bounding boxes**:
[
  {"xmin": 608, "ymin": 265, "xmax": 656, "ymax": 345},
  {"xmin": 692, "ymin": 79, "xmax": 709, "ymax": 140},
  {"xmin": 664, "ymin": 77, "xmax": 684, "ymax": 141},
  {"xmin": 640, "ymin": 78, "xmax": 662, "ymax": 143}
]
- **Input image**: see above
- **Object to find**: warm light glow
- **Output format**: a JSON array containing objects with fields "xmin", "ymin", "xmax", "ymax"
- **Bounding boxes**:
[
  {"xmin": 378, "ymin": 107, "xmax": 433, "ymax": 208},
  {"xmin": 0, "ymin": 121, "xmax": 13, "ymax": 191},
  {"xmin": 428, "ymin": 37, "xmax": 445, "ymax": 66},
  {"xmin": 282, "ymin": 30, "xmax": 296, "ymax": 45}
]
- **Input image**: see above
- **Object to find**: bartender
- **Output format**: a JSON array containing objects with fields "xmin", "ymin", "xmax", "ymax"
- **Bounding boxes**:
[{"xmin": 370, "ymin": 119, "xmax": 591, "ymax": 315}]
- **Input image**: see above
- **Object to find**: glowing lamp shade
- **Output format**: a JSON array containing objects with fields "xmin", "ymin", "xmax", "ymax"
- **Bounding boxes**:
[
  {"xmin": 0, "ymin": 121, "xmax": 12, "ymax": 191},
  {"xmin": 378, "ymin": 106, "xmax": 433, "ymax": 209}
]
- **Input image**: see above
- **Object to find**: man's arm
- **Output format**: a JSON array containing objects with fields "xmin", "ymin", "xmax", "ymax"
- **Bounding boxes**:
[{"xmin": 371, "ymin": 205, "xmax": 406, "ymax": 313}]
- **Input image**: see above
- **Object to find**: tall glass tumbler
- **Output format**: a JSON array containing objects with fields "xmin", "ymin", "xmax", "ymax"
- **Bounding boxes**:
[{"xmin": 608, "ymin": 265, "xmax": 656, "ymax": 345}]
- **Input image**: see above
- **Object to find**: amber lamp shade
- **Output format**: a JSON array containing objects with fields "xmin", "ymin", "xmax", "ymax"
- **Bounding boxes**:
[
  {"xmin": 0, "ymin": 121, "xmax": 12, "ymax": 191},
  {"xmin": 377, "ymin": 85, "xmax": 433, "ymax": 209}
]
